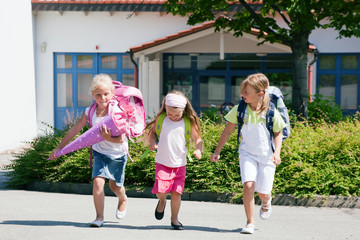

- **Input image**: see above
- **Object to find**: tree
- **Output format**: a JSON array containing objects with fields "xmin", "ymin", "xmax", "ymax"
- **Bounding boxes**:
[{"xmin": 165, "ymin": 0, "xmax": 360, "ymax": 118}]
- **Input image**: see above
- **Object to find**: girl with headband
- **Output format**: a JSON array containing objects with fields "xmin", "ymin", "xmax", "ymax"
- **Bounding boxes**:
[{"xmin": 144, "ymin": 90, "xmax": 203, "ymax": 230}]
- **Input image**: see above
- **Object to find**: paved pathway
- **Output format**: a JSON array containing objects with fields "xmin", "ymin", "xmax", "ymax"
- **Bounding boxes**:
[{"xmin": 1, "ymin": 152, "xmax": 360, "ymax": 240}]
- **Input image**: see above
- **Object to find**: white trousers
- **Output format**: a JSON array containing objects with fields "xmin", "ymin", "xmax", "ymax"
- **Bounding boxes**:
[{"xmin": 239, "ymin": 152, "xmax": 276, "ymax": 194}]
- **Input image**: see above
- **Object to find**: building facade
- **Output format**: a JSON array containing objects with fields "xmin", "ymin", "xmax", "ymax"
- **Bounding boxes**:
[{"xmin": 1, "ymin": 0, "xmax": 359, "ymax": 151}]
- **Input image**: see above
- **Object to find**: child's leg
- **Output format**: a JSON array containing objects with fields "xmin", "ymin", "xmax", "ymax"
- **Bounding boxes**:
[
  {"xmin": 243, "ymin": 181, "xmax": 256, "ymax": 225},
  {"xmin": 156, "ymin": 192, "xmax": 167, "ymax": 213},
  {"xmin": 109, "ymin": 180, "xmax": 127, "ymax": 212},
  {"xmin": 93, "ymin": 177, "xmax": 106, "ymax": 221},
  {"xmin": 170, "ymin": 191, "xmax": 181, "ymax": 225},
  {"xmin": 258, "ymin": 192, "xmax": 271, "ymax": 212},
  {"xmin": 256, "ymin": 163, "xmax": 276, "ymax": 213}
]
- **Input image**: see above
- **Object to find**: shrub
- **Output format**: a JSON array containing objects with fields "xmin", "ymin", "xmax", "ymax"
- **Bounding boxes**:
[
  {"xmin": 307, "ymin": 94, "xmax": 345, "ymax": 124},
  {"xmin": 4, "ymin": 111, "xmax": 360, "ymax": 198}
]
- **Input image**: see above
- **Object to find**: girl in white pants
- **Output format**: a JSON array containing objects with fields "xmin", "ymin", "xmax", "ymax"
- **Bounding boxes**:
[{"xmin": 210, "ymin": 73, "xmax": 286, "ymax": 234}]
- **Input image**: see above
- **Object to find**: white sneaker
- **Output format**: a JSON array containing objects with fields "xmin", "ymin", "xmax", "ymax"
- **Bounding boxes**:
[
  {"xmin": 116, "ymin": 196, "xmax": 127, "ymax": 219},
  {"xmin": 260, "ymin": 197, "xmax": 272, "ymax": 220},
  {"xmin": 240, "ymin": 223, "xmax": 255, "ymax": 234}
]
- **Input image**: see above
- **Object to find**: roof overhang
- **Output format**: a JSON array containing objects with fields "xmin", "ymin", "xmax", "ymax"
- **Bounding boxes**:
[
  {"xmin": 31, "ymin": 0, "xmax": 263, "ymax": 12},
  {"xmin": 130, "ymin": 21, "xmax": 296, "ymax": 57}
]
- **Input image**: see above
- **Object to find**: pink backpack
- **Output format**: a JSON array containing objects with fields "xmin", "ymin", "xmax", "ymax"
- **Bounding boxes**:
[{"xmin": 87, "ymin": 81, "xmax": 146, "ymax": 166}]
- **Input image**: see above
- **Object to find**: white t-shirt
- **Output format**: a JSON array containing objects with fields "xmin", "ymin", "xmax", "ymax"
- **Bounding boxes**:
[
  {"xmin": 155, "ymin": 116, "xmax": 187, "ymax": 168},
  {"xmin": 85, "ymin": 105, "xmax": 128, "ymax": 159}
]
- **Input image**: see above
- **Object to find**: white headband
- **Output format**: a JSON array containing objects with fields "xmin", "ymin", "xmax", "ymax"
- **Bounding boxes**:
[{"xmin": 165, "ymin": 94, "xmax": 187, "ymax": 108}]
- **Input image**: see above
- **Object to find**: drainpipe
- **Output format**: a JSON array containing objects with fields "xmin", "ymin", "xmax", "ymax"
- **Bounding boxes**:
[
  {"xmin": 307, "ymin": 48, "xmax": 319, "ymax": 102},
  {"xmin": 128, "ymin": 50, "xmax": 139, "ymax": 88}
]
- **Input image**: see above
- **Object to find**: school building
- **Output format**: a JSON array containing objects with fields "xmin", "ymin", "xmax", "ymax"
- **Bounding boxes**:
[{"xmin": 1, "ymin": 0, "xmax": 360, "ymax": 151}]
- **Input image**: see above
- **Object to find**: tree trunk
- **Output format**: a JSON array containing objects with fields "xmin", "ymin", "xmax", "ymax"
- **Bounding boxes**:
[{"xmin": 291, "ymin": 32, "xmax": 310, "ymax": 119}]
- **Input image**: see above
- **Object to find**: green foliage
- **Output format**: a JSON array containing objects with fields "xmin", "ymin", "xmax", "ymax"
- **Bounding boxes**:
[
  {"xmin": 307, "ymin": 94, "xmax": 344, "ymax": 124},
  {"xmin": 5, "ymin": 124, "xmax": 92, "ymax": 188},
  {"xmin": 5, "ymin": 108, "xmax": 360, "ymax": 198},
  {"xmin": 275, "ymin": 118, "xmax": 360, "ymax": 197}
]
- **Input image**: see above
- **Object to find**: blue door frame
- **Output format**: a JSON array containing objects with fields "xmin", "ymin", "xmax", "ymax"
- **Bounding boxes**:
[{"xmin": 54, "ymin": 53, "xmax": 134, "ymax": 130}]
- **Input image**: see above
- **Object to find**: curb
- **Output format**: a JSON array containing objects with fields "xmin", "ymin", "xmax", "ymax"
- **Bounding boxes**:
[{"xmin": 24, "ymin": 181, "xmax": 360, "ymax": 208}]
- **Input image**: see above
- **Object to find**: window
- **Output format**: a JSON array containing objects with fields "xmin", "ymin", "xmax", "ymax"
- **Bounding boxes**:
[
  {"xmin": 54, "ymin": 53, "xmax": 135, "ymax": 130},
  {"xmin": 317, "ymin": 54, "xmax": 360, "ymax": 111}
]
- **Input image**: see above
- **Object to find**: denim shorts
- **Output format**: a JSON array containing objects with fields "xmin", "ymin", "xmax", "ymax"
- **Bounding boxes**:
[{"xmin": 92, "ymin": 150, "xmax": 127, "ymax": 187}]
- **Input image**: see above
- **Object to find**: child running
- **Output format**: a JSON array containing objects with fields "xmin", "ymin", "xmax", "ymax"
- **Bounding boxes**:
[
  {"xmin": 210, "ymin": 73, "xmax": 286, "ymax": 234},
  {"xmin": 49, "ymin": 74, "xmax": 128, "ymax": 228},
  {"xmin": 145, "ymin": 90, "xmax": 203, "ymax": 230}
]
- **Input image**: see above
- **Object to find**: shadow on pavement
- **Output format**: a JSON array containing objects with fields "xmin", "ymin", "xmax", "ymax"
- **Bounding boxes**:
[{"xmin": 0, "ymin": 220, "xmax": 241, "ymax": 232}]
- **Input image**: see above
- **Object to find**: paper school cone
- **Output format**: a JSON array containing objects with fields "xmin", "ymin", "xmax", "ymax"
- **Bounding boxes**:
[{"xmin": 53, "ymin": 112, "xmax": 128, "ymax": 158}]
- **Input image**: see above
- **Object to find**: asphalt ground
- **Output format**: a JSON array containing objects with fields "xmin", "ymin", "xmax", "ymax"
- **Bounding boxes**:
[{"xmin": 1, "ymin": 152, "xmax": 360, "ymax": 240}]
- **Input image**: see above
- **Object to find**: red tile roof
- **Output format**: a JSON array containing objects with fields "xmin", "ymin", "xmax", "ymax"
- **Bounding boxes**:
[
  {"xmin": 31, "ymin": 0, "xmax": 262, "ymax": 4},
  {"xmin": 31, "ymin": 0, "xmax": 167, "ymax": 3}
]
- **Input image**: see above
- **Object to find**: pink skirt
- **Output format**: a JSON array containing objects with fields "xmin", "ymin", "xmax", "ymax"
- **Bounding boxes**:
[{"xmin": 152, "ymin": 163, "xmax": 186, "ymax": 195}]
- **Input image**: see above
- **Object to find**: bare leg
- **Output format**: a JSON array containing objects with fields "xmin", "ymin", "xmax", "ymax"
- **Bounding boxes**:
[
  {"xmin": 258, "ymin": 192, "xmax": 271, "ymax": 212},
  {"xmin": 109, "ymin": 180, "xmax": 127, "ymax": 212},
  {"xmin": 156, "ymin": 192, "xmax": 167, "ymax": 213},
  {"xmin": 243, "ymin": 181, "xmax": 256, "ymax": 225},
  {"xmin": 93, "ymin": 177, "xmax": 106, "ymax": 221},
  {"xmin": 170, "ymin": 191, "xmax": 181, "ymax": 225}
]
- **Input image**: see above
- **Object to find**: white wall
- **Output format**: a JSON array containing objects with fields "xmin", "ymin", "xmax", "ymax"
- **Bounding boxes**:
[
  {"xmin": 34, "ymin": 11, "xmax": 189, "ymax": 131},
  {"xmin": 310, "ymin": 27, "xmax": 360, "ymax": 53},
  {"xmin": 0, "ymin": 0, "xmax": 37, "ymax": 152}
]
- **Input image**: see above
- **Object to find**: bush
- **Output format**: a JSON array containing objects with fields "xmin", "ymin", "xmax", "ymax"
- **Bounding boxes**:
[
  {"xmin": 308, "ymin": 94, "xmax": 345, "ymax": 124},
  {"xmin": 4, "ymin": 110, "xmax": 360, "ymax": 198}
]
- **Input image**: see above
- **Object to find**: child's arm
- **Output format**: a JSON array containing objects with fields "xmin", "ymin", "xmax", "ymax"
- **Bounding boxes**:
[
  {"xmin": 272, "ymin": 131, "xmax": 283, "ymax": 165},
  {"xmin": 210, "ymin": 122, "xmax": 236, "ymax": 162},
  {"xmin": 148, "ymin": 124, "xmax": 158, "ymax": 151},
  {"xmin": 49, "ymin": 113, "xmax": 87, "ymax": 159},
  {"xmin": 191, "ymin": 125, "xmax": 203, "ymax": 159},
  {"xmin": 99, "ymin": 124, "xmax": 126, "ymax": 143}
]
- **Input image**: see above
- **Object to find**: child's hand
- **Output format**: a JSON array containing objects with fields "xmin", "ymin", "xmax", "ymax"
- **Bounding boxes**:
[
  {"xmin": 99, "ymin": 124, "xmax": 112, "ymax": 141},
  {"xmin": 149, "ymin": 142, "xmax": 158, "ymax": 151},
  {"xmin": 49, "ymin": 148, "xmax": 60, "ymax": 160},
  {"xmin": 193, "ymin": 149, "xmax": 202, "ymax": 159},
  {"xmin": 272, "ymin": 153, "xmax": 281, "ymax": 165},
  {"xmin": 210, "ymin": 153, "xmax": 220, "ymax": 162}
]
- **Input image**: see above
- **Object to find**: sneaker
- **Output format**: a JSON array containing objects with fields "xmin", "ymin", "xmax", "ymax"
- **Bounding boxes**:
[
  {"xmin": 260, "ymin": 197, "xmax": 272, "ymax": 220},
  {"xmin": 240, "ymin": 223, "xmax": 255, "ymax": 234}
]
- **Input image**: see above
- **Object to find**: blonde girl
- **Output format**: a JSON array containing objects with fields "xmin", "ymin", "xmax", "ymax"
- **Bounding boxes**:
[
  {"xmin": 145, "ymin": 90, "xmax": 203, "ymax": 230},
  {"xmin": 210, "ymin": 73, "xmax": 286, "ymax": 234},
  {"xmin": 50, "ymin": 74, "xmax": 128, "ymax": 228}
]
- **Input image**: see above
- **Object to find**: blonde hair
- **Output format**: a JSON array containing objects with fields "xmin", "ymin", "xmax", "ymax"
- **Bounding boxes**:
[
  {"xmin": 90, "ymin": 74, "xmax": 115, "ymax": 95},
  {"xmin": 144, "ymin": 90, "xmax": 201, "ymax": 144},
  {"xmin": 239, "ymin": 73, "xmax": 270, "ymax": 114}
]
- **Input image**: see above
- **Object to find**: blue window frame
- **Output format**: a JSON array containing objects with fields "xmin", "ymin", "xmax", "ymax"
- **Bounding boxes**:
[
  {"xmin": 163, "ymin": 53, "xmax": 292, "ymax": 113},
  {"xmin": 54, "ymin": 53, "xmax": 134, "ymax": 130},
  {"xmin": 317, "ymin": 53, "xmax": 360, "ymax": 112}
]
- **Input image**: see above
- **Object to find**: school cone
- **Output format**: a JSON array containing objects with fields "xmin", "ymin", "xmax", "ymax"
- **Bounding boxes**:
[{"xmin": 52, "ymin": 111, "xmax": 128, "ymax": 159}]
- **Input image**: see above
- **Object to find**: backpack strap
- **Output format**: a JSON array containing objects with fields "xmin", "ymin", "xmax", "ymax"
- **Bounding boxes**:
[
  {"xmin": 155, "ymin": 112, "xmax": 167, "ymax": 139},
  {"xmin": 266, "ymin": 101, "xmax": 276, "ymax": 152},
  {"xmin": 86, "ymin": 102, "xmax": 97, "ymax": 168},
  {"xmin": 87, "ymin": 102, "xmax": 97, "ymax": 128},
  {"xmin": 235, "ymin": 99, "xmax": 247, "ymax": 154}
]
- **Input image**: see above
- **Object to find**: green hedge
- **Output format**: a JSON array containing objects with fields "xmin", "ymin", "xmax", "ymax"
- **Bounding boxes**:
[{"xmin": 5, "ymin": 101, "xmax": 360, "ymax": 198}]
